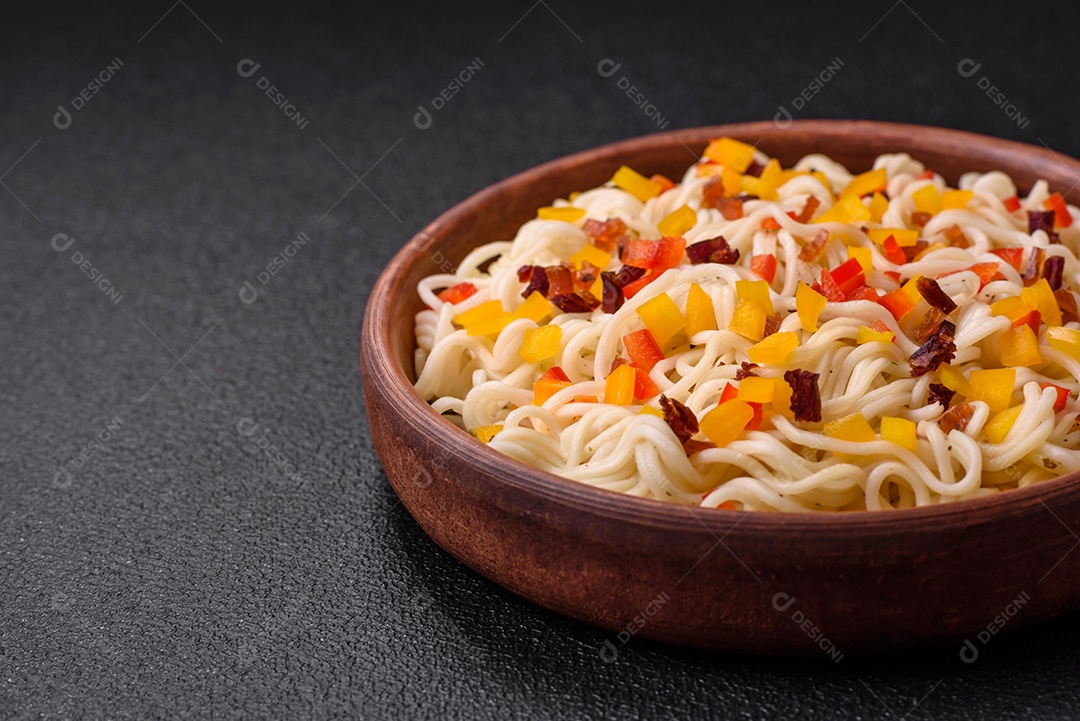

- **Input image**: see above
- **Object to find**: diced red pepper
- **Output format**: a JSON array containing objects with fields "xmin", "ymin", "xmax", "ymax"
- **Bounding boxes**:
[
  {"xmin": 870, "ymin": 319, "xmax": 893, "ymax": 335},
  {"xmin": 745, "ymin": 402, "xmax": 764, "ymax": 431},
  {"xmin": 879, "ymin": 288, "xmax": 916, "ymax": 320},
  {"xmin": 846, "ymin": 285, "xmax": 880, "ymax": 302},
  {"xmin": 633, "ymin": 367, "xmax": 660, "ymax": 401},
  {"xmin": 818, "ymin": 268, "xmax": 845, "ymax": 302},
  {"xmin": 713, "ymin": 196, "xmax": 744, "ymax": 220},
  {"xmin": 786, "ymin": 211, "xmax": 799, "ymax": 221},
  {"xmin": 990, "ymin": 248, "xmax": 1025, "ymax": 272},
  {"xmin": 760, "ymin": 217, "xmax": 782, "ymax": 231},
  {"xmin": 652, "ymin": 236, "xmax": 687, "ymax": 271},
  {"xmin": 1012, "ymin": 309, "xmax": 1041, "ymax": 335},
  {"xmin": 917, "ymin": 170, "xmax": 935, "ymax": 180},
  {"xmin": 621, "ymin": 273, "xmax": 653, "ymax": 299},
  {"xmin": 539, "ymin": 366, "xmax": 570, "ymax": 383},
  {"xmin": 1040, "ymin": 382, "xmax": 1071, "ymax": 412},
  {"xmin": 750, "ymin": 254, "xmax": 778, "ymax": 283},
  {"xmin": 437, "ymin": 282, "xmax": 477, "ymax": 304},
  {"xmin": 882, "ymin": 235, "xmax": 906, "ymax": 265},
  {"xmin": 623, "ymin": 329, "xmax": 665, "ymax": 372},
  {"xmin": 830, "ymin": 258, "xmax": 866, "ymax": 296},
  {"xmin": 649, "ymin": 174, "xmax": 676, "ymax": 194},
  {"xmin": 884, "ymin": 271, "xmax": 902, "ymax": 285},
  {"xmin": 719, "ymin": 383, "xmax": 738, "ymax": 404},
  {"xmin": 1003, "ymin": 195, "xmax": 1021, "ymax": 212},
  {"xmin": 968, "ymin": 262, "xmax": 1003, "ymax": 289},
  {"xmin": 1045, "ymin": 192, "xmax": 1073, "ymax": 228},
  {"xmin": 621, "ymin": 240, "xmax": 659, "ymax": 268}
]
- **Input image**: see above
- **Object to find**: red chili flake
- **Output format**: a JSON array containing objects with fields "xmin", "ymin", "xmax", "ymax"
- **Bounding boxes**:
[
  {"xmin": 913, "ymin": 307, "xmax": 946, "ymax": 342},
  {"xmin": 612, "ymin": 264, "xmax": 647, "ymax": 288},
  {"xmin": 1043, "ymin": 255, "xmax": 1065, "ymax": 291},
  {"xmin": 911, "ymin": 211, "xmax": 933, "ymax": 228},
  {"xmin": 916, "ymin": 277, "xmax": 958, "ymax": 315},
  {"xmin": 684, "ymin": 439, "xmax": 717, "ymax": 455},
  {"xmin": 583, "ymin": 217, "xmax": 629, "ymax": 253},
  {"xmin": 941, "ymin": 402, "xmax": 975, "ymax": 434},
  {"xmin": 701, "ymin": 177, "xmax": 728, "ymax": 209},
  {"xmin": 660, "ymin": 395, "xmax": 699, "ymax": 444},
  {"xmin": 1023, "ymin": 247, "xmax": 1046, "ymax": 287},
  {"xmin": 600, "ymin": 271, "xmax": 623, "ymax": 314},
  {"xmin": 735, "ymin": 362, "xmax": 759, "ymax": 380},
  {"xmin": 903, "ymin": 241, "xmax": 930, "ymax": 264},
  {"xmin": 799, "ymin": 229, "xmax": 831, "ymax": 262},
  {"xmin": 551, "ymin": 291, "xmax": 600, "ymax": 313},
  {"xmin": 686, "ymin": 236, "xmax": 740, "ymax": 265},
  {"xmin": 944, "ymin": 224, "xmax": 971, "ymax": 248},
  {"xmin": 796, "ymin": 196, "xmax": 821, "ymax": 223},
  {"xmin": 744, "ymin": 161, "xmax": 765, "ymax": 177},
  {"xmin": 573, "ymin": 261, "xmax": 599, "ymax": 291},
  {"xmin": 518, "ymin": 265, "xmax": 549, "ymax": 298},
  {"xmin": 714, "ymin": 196, "xmax": 744, "ymax": 220},
  {"xmin": 1029, "ymin": 209, "xmax": 1056, "ymax": 235},
  {"xmin": 1055, "ymin": 290, "xmax": 1079, "ymax": 325},
  {"xmin": 763, "ymin": 313, "xmax": 783, "ymax": 337},
  {"xmin": 909, "ymin": 320, "xmax": 956, "ymax": 377},
  {"xmin": 545, "ymin": 265, "xmax": 575, "ymax": 297},
  {"xmin": 928, "ymin": 382, "xmax": 956, "ymax": 409},
  {"xmin": 784, "ymin": 369, "xmax": 822, "ymax": 423}
]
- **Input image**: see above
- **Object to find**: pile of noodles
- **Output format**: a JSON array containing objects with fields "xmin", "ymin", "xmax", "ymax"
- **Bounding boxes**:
[{"xmin": 413, "ymin": 149, "xmax": 1080, "ymax": 512}]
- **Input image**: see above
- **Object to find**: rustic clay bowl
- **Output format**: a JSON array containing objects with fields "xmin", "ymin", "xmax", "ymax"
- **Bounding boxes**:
[{"xmin": 361, "ymin": 120, "xmax": 1080, "ymax": 655}]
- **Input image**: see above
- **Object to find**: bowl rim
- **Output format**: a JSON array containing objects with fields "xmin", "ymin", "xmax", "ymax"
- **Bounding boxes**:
[{"xmin": 363, "ymin": 119, "xmax": 1080, "ymax": 533}]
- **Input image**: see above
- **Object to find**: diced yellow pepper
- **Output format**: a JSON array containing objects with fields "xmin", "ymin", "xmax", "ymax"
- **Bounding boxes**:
[
  {"xmin": 991, "ymin": 294, "xmax": 1037, "ymax": 322},
  {"xmin": 612, "ymin": 165, "xmax": 662, "ymax": 202},
  {"xmin": 796, "ymin": 282, "xmax": 828, "ymax": 332},
  {"xmin": 823, "ymin": 413, "xmax": 876, "ymax": 442},
  {"xmin": 637, "ymin": 293, "xmax": 686, "ymax": 346},
  {"xmin": 639, "ymin": 405, "xmax": 664, "ymax": 418},
  {"xmin": 814, "ymin": 193, "xmax": 872, "ymax": 224},
  {"xmin": 968, "ymin": 368, "xmax": 1016, "ymax": 412},
  {"xmin": 699, "ymin": 399, "xmax": 755, "ymax": 447},
  {"xmin": 736, "ymin": 279, "xmax": 774, "ymax": 315},
  {"xmin": 569, "ymin": 243, "xmax": 612, "ymax": 269},
  {"xmin": 474, "ymin": 424, "xmax": 503, "ymax": 443},
  {"xmin": 568, "ymin": 191, "xmax": 581, "ymax": 202},
  {"xmin": 857, "ymin": 325, "xmax": 894, "ymax": 345},
  {"xmin": 520, "ymin": 325, "xmax": 562, "ymax": 364},
  {"xmin": 533, "ymin": 378, "xmax": 571, "ymax": 405},
  {"xmin": 718, "ymin": 166, "xmax": 743, "ymax": 196},
  {"xmin": 759, "ymin": 158, "xmax": 783, "ymax": 187},
  {"xmin": 740, "ymin": 175, "xmax": 778, "ymax": 201},
  {"xmin": 703, "ymin": 137, "xmax": 756, "ymax": 172},
  {"xmin": 1024, "ymin": 278, "xmax": 1062, "ymax": 326},
  {"xmin": 455, "ymin": 300, "xmax": 504, "ymax": 327},
  {"xmin": 747, "ymin": 332, "xmax": 798, "ymax": 364},
  {"xmin": 841, "ymin": 167, "xmax": 887, "ymax": 199},
  {"xmin": 467, "ymin": 314, "xmax": 511, "ymax": 337},
  {"xmin": 738, "ymin": 376, "xmax": 775, "ymax": 403},
  {"xmin": 902, "ymin": 274, "xmax": 924, "ymax": 303},
  {"xmin": 511, "ymin": 292, "xmax": 553, "ymax": 323},
  {"xmin": 848, "ymin": 245, "xmax": 873, "ymax": 272},
  {"xmin": 937, "ymin": 364, "xmax": 972, "ymax": 397},
  {"xmin": 772, "ymin": 376, "xmax": 794, "ymax": 418},
  {"xmin": 1000, "ymin": 325, "xmax": 1042, "ymax": 367},
  {"xmin": 657, "ymin": 205, "xmax": 697, "ymax": 237},
  {"xmin": 941, "ymin": 189, "xmax": 974, "ymax": 210},
  {"xmin": 537, "ymin": 206, "xmax": 585, "ymax": 222},
  {"xmin": 604, "ymin": 363, "xmax": 637, "ymax": 405},
  {"xmin": 589, "ymin": 276, "xmax": 603, "ymax": 301},
  {"xmin": 1047, "ymin": 326, "xmax": 1080, "ymax": 361},
  {"xmin": 912, "ymin": 184, "xmax": 943, "ymax": 215},
  {"xmin": 985, "ymin": 405, "xmax": 1023, "ymax": 444},
  {"xmin": 685, "ymin": 283, "xmax": 717, "ymax": 335},
  {"xmin": 867, "ymin": 228, "xmax": 919, "ymax": 247},
  {"xmin": 868, "ymin": 192, "xmax": 889, "ymax": 223},
  {"xmin": 729, "ymin": 299, "xmax": 767, "ymax": 342},
  {"xmin": 880, "ymin": 416, "xmax": 917, "ymax": 451}
]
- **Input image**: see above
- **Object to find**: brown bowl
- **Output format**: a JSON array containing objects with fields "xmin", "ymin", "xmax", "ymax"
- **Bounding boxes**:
[{"xmin": 361, "ymin": 120, "xmax": 1080, "ymax": 655}]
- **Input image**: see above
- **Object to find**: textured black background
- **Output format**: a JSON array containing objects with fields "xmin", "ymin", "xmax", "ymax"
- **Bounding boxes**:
[{"xmin": 4, "ymin": 1, "xmax": 1080, "ymax": 719}]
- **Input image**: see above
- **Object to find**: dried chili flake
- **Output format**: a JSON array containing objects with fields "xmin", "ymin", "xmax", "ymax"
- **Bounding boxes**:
[
  {"xmin": 796, "ymin": 196, "xmax": 821, "ymax": 223},
  {"xmin": 714, "ymin": 196, "xmax": 744, "ymax": 221},
  {"xmin": 909, "ymin": 320, "xmax": 956, "ymax": 377},
  {"xmin": 551, "ymin": 291, "xmax": 600, "ymax": 314},
  {"xmin": 574, "ymin": 261, "xmax": 599, "ymax": 291},
  {"xmin": 582, "ymin": 217, "xmax": 629, "ymax": 253},
  {"xmin": 913, "ymin": 307, "xmax": 946, "ymax": 342},
  {"xmin": 928, "ymin": 382, "xmax": 955, "ymax": 409},
  {"xmin": 545, "ymin": 265, "xmax": 575, "ymax": 297},
  {"xmin": 660, "ymin": 395, "xmax": 699, "ymax": 444},
  {"xmin": 518, "ymin": 265, "xmax": 549, "ymax": 299},
  {"xmin": 941, "ymin": 402, "xmax": 975, "ymax": 434},
  {"xmin": 745, "ymin": 161, "xmax": 765, "ymax": 177},
  {"xmin": 915, "ymin": 277, "xmax": 958, "ymax": 315},
  {"xmin": 911, "ymin": 211, "xmax": 933, "ymax": 227},
  {"xmin": 944, "ymin": 224, "xmax": 971, "ymax": 248},
  {"xmin": 683, "ymin": 439, "xmax": 716, "ymax": 455},
  {"xmin": 612, "ymin": 264, "xmax": 647, "ymax": 288},
  {"xmin": 1055, "ymin": 289, "xmax": 1080, "ymax": 325},
  {"xmin": 1043, "ymin": 255, "xmax": 1065, "ymax": 291},
  {"xmin": 1023, "ymin": 247, "xmax": 1046, "ymax": 287},
  {"xmin": 600, "ymin": 271, "xmax": 623, "ymax": 314},
  {"xmin": 763, "ymin": 313, "xmax": 783, "ymax": 337},
  {"xmin": 784, "ymin": 369, "xmax": 822, "ymax": 423},
  {"xmin": 1029, "ymin": 210, "xmax": 1060, "ymax": 244},
  {"xmin": 687, "ymin": 236, "xmax": 740, "ymax": 265},
  {"xmin": 799, "ymin": 229, "xmax": 830, "ymax": 262},
  {"xmin": 736, "ymin": 362, "xmax": 759, "ymax": 380}
]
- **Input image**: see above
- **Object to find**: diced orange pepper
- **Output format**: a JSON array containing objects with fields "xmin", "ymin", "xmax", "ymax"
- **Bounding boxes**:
[
  {"xmin": 633, "ymin": 368, "xmax": 660, "ymax": 401},
  {"xmin": 474, "ymin": 424, "xmax": 503, "ymax": 443},
  {"xmin": 623, "ymin": 329, "xmax": 665, "ymax": 372},
  {"xmin": 760, "ymin": 216, "xmax": 782, "ymax": 231},
  {"xmin": 729, "ymin": 299, "xmax": 766, "ymax": 341},
  {"xmin": 990, "ymin": 247, "xmax": 1025, "ymax": 272},
  {"xmin": 604, "ymin": 364, "xmax": 637, "ymax": 405},
  {"xmin": 868, "ymin": 228, "xmax": 919, "ymax": 247},
  {"xmin": 1040, "ymin": 382, "xmax": 1071, "ymax": 412},
  {"xmin": 1045, "ymin": 192, "xmax": 1073, "ymax": 228},
  {"xmin": 750, "ymin": 254, "xmax": 778, "ymax": 283},
  {"xmin": 649, "ymin": 174, "xmax": 676, "ymax": 193},
  {"xmin": 438, "ymin": 282, "xmax": 477, "ymax": 304},
  {"xmin": 747, "ymin": 332, "xmax": 798, "ymax": 364},
  {"xmin": 736, "ymin": 279, "xmax": 774, "ymax": 315},
  {"xmin": 538, "ymin": 206, "xmax": 586, "ymax": 222},
  {"xmin": 699, "ymin": 398, "xmax": 755, "ymax": 446},
  {"xmin": 737, "ymin": 377, "xmax": 775, "ymax": 404},
  {"xmin": 796, "ymin": 282, "xmax": 827, "ymax": 332},
  {"xmin": 685, "ymin": 283, "xmax": 717, "ymax": 336},
  {"xmin": 823, "ymin": 413, "xmax": 876, "ymax": 442},
  {"xmin": 1000, "ymin": 325, "xmax": 1042, "ymax": 367},
  {"xmin": 879, "ymin": 288, "xmax": 916, "ymax": 320},
  {"xmin": 703, "ymin": 137, "xmax": 756, "ymax": 172},
  {"xmin": 533, "ymin": 366, "xmax": 572, "ymax": 405},
  {"xmin": 942, "ymin": 189, "xmax": 974, "ymax": 210},
  {"xmin": 841, "ymin": 167, "xmax": 887, "ymax": 198}
]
